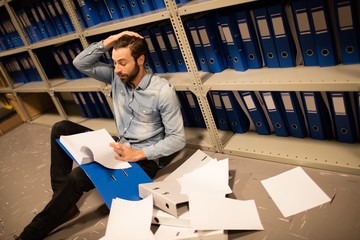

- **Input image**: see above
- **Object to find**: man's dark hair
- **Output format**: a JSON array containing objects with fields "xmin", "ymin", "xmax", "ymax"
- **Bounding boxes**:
[{"xmin": 113, "ymin": 34, "xmax": 148, "ymax": 61}]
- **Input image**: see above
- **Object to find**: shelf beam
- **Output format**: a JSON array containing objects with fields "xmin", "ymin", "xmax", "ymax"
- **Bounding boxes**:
[
  {"xmin": 13, "ymin": 82, "xmax": 51, "ymax": 93},
  {"xmin": 185, "ymin": 128, "xmax": 233, "ymax": 152},
  {"xmin": 0, "ymin": 46, "xmax": 28, "ymax": 57},
  {"xmin": 162, "ymin": 72, "xmax": 211, "ymax": 91},
  {"xmin": 29, "ymin": 34, "xmax": 80, "ymax": 50},
  {"xmin": 224, "ymin": 132, "xmax": 360, "ymax": 175},
  {"xmin": 178, "ymin": 0, "xmax": 257, "ymax": 16},
  {"xmin": 83, "ymin": 11, "xmax": 170, "ymax": 37},
  {"xmin": 203, "ymin": 66, "xmax": 360, "ymax": 92},
  {"xmin": 51, "ymin": 78, "xmax": 107, "ymax": 92}
]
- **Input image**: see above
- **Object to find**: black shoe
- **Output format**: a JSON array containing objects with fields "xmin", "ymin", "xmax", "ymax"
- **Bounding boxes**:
[{"xmin": 14, "ymin": 206, "xmax": 80, "ymax": 240}]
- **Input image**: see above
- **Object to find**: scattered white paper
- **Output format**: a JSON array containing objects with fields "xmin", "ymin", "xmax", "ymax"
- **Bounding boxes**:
[
  {"xmin": 101, "ymin": 195, "xmax": 155, "ymax": 240},
  {"xmin": 59, "ymin": 128, "xmax": 131, "ymax": 169},
  {"xmin": 142, "ymin": 150, "xmax": 264, "ymax": 232},
  {"xmin": 188, "ymin": 193, "xmax": 264, "ymax": 230},
  {"xmin": 177, "ymin": 158, "xmax": 232, "ymax": 196},
  {"xmin": 154, "ymin": 225, "xmax": 227, "ymax": 240},
  {"xmin": 165, "ymin": 149, "xmax": 213, "ymax": 181},
  {"xmin": 261, "ymin": 166, "xmax": 331, "ymax": 218}
]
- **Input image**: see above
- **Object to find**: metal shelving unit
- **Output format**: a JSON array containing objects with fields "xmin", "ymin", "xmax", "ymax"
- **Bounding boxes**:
[
  {"xmin": 0, "ymin": 0, "xmax": 359, "ymax": 174},
  {"xmin": 203, "ymin": 65, "xmax": 360, "ymax": 92}
]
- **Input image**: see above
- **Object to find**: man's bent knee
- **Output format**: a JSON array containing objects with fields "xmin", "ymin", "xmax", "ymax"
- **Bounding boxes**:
[
  {"xmin": 51, "ymin": 120, "xmax": 73, "ymax": 137},
  {"xmin": 69, "ymin": 167, "xmax": 95, "ymax": 193}
]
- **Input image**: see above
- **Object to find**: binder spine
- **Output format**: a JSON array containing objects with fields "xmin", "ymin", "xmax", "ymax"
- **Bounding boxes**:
[
  {"xmin": 307, "ymin": 0, "xmax": 338, "ymax": 66},
  {"xmin": 333, "ymin": 0, "xmax": 360, "ymax": 64},
  {"xmin": 234, "ymin": 10, "xmax": 263, "ymax": 69},
  {"xmin": 260, "ymin": 91, "xmax": 290, "ymax": 136},
  {"xmin": 301, "ymin": 92, "xmax": 333, "ymax": 140},
  {"xmin": 240, "ymin": 91, "xmax": 271, "ymax": 135},
  {"xmin": 267, "ymin": 4, "xmax": 297, "ymax": 68},
  {"xmin": 279, "ymin": 91, "xmax": 307, "ymax": 138},
  {"xmin": 196, "ymin": 17, "xmax": 227, "ymax": 73},
  {"xmin": 253, "ymin": 7, "xmax": 280, "ymax": 68},
  {"xmin": 327, "ymin": 92, "xmax": 357, "ymax": 143}
]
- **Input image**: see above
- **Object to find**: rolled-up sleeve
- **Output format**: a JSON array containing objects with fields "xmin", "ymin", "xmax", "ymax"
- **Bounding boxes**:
[{"xmin": 73, "ymin": 41, "xmax": 114, "ymax": 84}]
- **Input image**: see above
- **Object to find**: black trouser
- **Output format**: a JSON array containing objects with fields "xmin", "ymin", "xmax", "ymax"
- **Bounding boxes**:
[{"xmin": 20, "ymin": 120, "xmax": 159, "ymax": 239}]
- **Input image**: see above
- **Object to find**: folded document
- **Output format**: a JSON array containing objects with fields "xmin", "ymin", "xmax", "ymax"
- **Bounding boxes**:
[{"xmin": 59, "ymin": 128, "xmax": 130, "ymax": 169}]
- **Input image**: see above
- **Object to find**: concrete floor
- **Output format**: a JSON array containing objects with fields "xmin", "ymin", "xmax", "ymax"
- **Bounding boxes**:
[{"xmin": 1, "ymin": 123, "xmax": 360, "ymax": 240}]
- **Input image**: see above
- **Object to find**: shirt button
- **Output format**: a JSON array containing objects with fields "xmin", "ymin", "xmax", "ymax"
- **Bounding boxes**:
[{"xmin": 124, "ymin": 128, "xmax": 127, "ymax": 131}]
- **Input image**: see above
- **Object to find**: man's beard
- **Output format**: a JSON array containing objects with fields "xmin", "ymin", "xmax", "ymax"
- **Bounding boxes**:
[{"xmin": 120, "ymin": 62, "xmax": 140, "ymax": 86}]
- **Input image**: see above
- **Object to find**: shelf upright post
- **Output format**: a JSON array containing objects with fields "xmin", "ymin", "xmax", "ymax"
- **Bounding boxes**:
[
  {"xmin": 0, "ymin": 62, "xmax": 14, "ymax": 89},
  {"xmin": 48, "ymin": 88, "xmax": 67, "ymax": 120},
  {"xmin": 0, "ymin": 62, "xmax": 31, "ymax": 121},
  {"xmin": 164, "ymin": 0, "xmax": 223, "ymax": 152},
  {"xmin": 61, "ymin": 0, "xmax": 89, "ymax": 48},
  {"xmin": 10, "ymin": 92, "xmax": 32, "ymax": 122}
]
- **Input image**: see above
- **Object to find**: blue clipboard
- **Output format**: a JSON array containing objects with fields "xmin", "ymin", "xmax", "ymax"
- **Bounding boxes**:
[{"xmin": 56, "ymin": 139, "xmax": 152, "ymax": 208}]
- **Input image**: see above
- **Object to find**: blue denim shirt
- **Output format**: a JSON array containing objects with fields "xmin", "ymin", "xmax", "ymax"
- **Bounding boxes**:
[{"xmin": 73, "ymin": 41, "xmax": 186, "ymax": 160}]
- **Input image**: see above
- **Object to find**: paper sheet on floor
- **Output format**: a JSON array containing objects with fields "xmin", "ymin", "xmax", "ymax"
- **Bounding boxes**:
[
  {"xmin": 188, "ymin": 193, "xmax": 264, "ymax": 230},
  {"xmin": 100, "ymin": 195, "xmax": 155, "ymax": 240},
  {"xmin": 177, "ymin": 158, "xmax": 232, "ymax": 196},
  {"xmin": 261, "ymin": 166, "xmax": 331, "ymax": 218},
  {"xmin": 176, "ymin": 157, "xmax": 263, "ymax": 230}
]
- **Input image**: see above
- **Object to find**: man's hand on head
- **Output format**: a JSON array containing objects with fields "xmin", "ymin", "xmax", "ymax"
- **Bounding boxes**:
[{"xmin": 103, "ymin": 31, "xmax": 143, "ymax": 48}]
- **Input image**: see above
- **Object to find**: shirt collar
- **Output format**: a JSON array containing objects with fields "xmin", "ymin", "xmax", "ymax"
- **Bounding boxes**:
[{"xmin": 136, "ymin": 69, "xmax": 153, "ymax": 90}]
